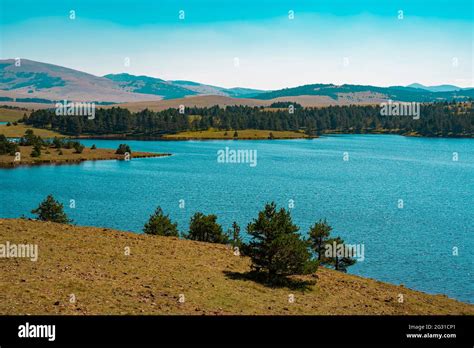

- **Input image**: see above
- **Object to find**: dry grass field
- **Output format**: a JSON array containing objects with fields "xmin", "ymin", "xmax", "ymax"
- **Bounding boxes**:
[
  {"xmin": 163, "ymin": 128, "xmax": 309, "ymax": 140},
  {"xmin": 0, "ymin": 219, "xmax": 472, "ymax": 315},
  {"xmin": 101, "ymin": 95, "xmax": 269, "ymax": 112},
  {"xmin": 0, "ymin": 123, "xmax": 62, "ymax": 138},
  {"xmin": 0, "ymin": 107, "xmax": 31, "ymax": 122}
]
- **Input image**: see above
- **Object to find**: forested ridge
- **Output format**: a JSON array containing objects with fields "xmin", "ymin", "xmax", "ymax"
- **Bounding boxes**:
[{"xmin": 22, "ymin": 101, "xmax": 473, "ymax": 137}]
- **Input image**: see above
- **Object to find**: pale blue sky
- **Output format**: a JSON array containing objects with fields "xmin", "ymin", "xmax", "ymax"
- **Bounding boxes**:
[{"xmin": 0, "ymin": 0, "xmax": 472, "ymax": 89}]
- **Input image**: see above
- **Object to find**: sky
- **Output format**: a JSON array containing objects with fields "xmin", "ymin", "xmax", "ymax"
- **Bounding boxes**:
[{"xmin": 0, "ymin": 0, "xmax": 472, "ymax": 90}]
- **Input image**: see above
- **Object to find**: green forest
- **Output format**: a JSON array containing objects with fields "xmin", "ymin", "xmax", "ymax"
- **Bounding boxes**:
[{"xmin": 22, "ymin": 101, "xmax": 473, "ymax": 138}]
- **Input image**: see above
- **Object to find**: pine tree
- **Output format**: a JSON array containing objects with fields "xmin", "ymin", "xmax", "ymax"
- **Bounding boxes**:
[
  {"xmin": 52, "ymin": 137, "xmax": 63, "ymax": 149},
  {"xmin": 115, "ymin": 144, "xmax": 131, "ymax": 154},
  {"xmin": 31, "ymin": 194, "xmax": 72, "ymax": 224},
  {"xmin": 324, "ymin": 237, "xmax": 356, "ymax": 272},
  {"xmin": 22, "ymin": 129, "xmax": 37, "ymax": 146},
  {"xmin": 231, "ymin": 221, "xmax": 241, "ymax": 247},
  {"xmin": 309, "ymin": 219, "xmax": 332, "ymax": 262},
  {"xmin": 0, "ymin": 135, "xmax": 18, "ymax": 155},
  {"xmin": 30, "ymin": 143, "xmax": 42, "ymax": 157},
  {"xmin": 73, "ymin": 142, "xmax": 85, "ymax": 154},
  {"xmin": 143, "ymin": 206, "xmax": 179, "ymax": 237},
  {"xmin": 185, "ymin": 212, "xmax": 228, "ymax": 244},
  {"xmin": 246, "ymin": 202, "xmax": 317, "ymax": 280}
]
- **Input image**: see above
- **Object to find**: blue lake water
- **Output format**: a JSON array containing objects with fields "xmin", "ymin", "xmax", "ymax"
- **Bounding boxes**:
[{"xmin": 0, "ymin": 135, "xmax": 473, "ymax": 303}]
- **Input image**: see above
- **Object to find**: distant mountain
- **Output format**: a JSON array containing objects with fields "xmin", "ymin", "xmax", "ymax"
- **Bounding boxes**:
[
  {"xmin": 0, "ymin": 59, "xmax": 472, "ymax": 105},
  {"xmin": 0, "ymin": 59, "xmax": 160, "ymax": 103},
  {"xmin": 0, "ymin": 59, "xmax": 263, "ymax": 103},
  {"xmin": 406, "ymin": 83, "xmax": 467, "ymax": 92},
  {"xmin": 169, "ymin": 80, "xmax": 263, "ymax": 98},
  {"xmin": 103, "ymin": 74, "xmax": 199, "ymax": 100},
  {"xmin": 251, "ymin": 83, "xmax": 474, "ymax": 103},
  {"xmin": 105, "ymin": 74, "xmax": 264, "ymax": 99}
]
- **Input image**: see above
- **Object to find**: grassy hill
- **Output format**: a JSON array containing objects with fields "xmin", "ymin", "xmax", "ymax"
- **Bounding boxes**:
[
  {"xmin": 0, "ymin": 59, "xmax": 160, "ymax": 103},
  {"xmin": 4, "ymin": 59, "xmax": 472, "ymax": 108},
  {"xmin": 0, "ymin": 106, "xmax": 30, "ymax": 122},
  {"xmin": 0, "ymin": 219, "xmax": 472, "ymax": 315},
  {"xmin": 0, "ymin": 123, "xmax": 62, "ymax": 138},
  {"xmin": 253, "ymin": 83, "xmax": 474, "ymax": 102},
  {"xmin": 105, "ymin": 74, "xmax": 263, "ymax": 99}
]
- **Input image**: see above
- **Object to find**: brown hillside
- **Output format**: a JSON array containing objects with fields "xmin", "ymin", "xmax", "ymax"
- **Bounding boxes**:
[{"xmin": 0, "ymin": 219, "xmax": 472, "ymax": 315}]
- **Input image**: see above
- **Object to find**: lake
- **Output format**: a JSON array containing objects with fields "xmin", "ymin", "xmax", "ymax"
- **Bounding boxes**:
[{"xmin": 0, "ymin": 134, "xmax": 473, "ymax": 303}]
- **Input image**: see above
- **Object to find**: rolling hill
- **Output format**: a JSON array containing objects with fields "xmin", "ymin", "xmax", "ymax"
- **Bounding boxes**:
[
  {"xmin": 1, "ymin": 59, "xmax": 472, "ymax": 108},
  {"xmin": 406, "ymin": 83, "xmax": 468, "ymax": 92},
  {"xmin": 251, "ymin": 83, "xmax": 474, "ymax": 103},
  {"xmin": 104, "ymin": 73, "xmax": 263, "ymax": 99},
  {"xmin": 0, "ymin": 59, "xmax": 160, "ymax": 103},
  {"xmin": 1, "ymin": 218, "xmax": 473, "ymax": 315}
]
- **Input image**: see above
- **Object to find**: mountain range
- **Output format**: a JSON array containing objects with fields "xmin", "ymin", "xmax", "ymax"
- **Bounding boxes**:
[
  {"xmin": 0, "ymin": 59, "xmax": 472, "ymax": 107},
  {"xmin": 406, "ymin": 83, "xmax": 471, "ymax": 92}
]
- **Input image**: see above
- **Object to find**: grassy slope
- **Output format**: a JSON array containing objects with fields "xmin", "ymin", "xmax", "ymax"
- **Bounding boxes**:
[
  {"xmin": 163, "ymin": 129, "xmax": 308, "ymax": 140},
  {"xmin": 0, "ymin": 146, "xmax": 170, "ymax": 167},
  {"xmin": 0, "ymin": 219, "xmax": 472, "ymax": 315},
  {"xmin": 0, "ymin": 124, "xmax": 63, "ymax": 138},
  {"xmin": 0, "ymin": 107, "xmax": 30, "ymax": 122}
]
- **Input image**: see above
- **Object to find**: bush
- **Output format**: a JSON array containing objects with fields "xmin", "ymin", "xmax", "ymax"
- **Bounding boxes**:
[
  {"xmin": 20, "ymin": 129, "xmax": 42, "ymax": 147},
  {"xmin": 115, "ymin": 144, "xmax": 131, "ymax": 155},
  {"xmin": 185, "ymin": 212, "xmax": 228, "ymax": 244},
  {"xmin": 52, "ymin": 137, "xmax": 63, "ymax": 149},
  {"xmin": 91, "ymin": 144, "xmax": 97, "ymax": 150},
  {"xmin": 30, "ymin": 143, "xmax": 41, "ymax": 157},
  {"xmin": 143, "ymin": 207, "xmax": 179, "ymax": 237},
  {"xmin": 31, "ymin": 194, "xmax": 72, "ymax": 224},
  {"xmin": 73, "ymin": 142, "xmax": 85, "ymax": 154},
  {"xmin": 246, "ymin": 202, "xmax": 317, "ymax": 280},
  {"xmin": 0, "ymin": 134, "xmax": 18, "ymax": 155},
  {"xmin": 8, "ymin": 144, "xmax": 19, "ymax": 156}
]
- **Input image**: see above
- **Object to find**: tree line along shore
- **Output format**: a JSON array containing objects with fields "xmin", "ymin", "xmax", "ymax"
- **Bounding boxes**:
[{"xmin": 9, "ymin": 101, "xmax": 473, "ymax": 139}]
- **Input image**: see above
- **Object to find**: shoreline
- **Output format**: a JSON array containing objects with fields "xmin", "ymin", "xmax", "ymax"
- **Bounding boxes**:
[
  {"xmin": 0, "ymin": 146, "xmax": 171, "ymax": 168},
  {"xmin": 0, "ymin": 153, "xmax": 171, "ymax": 168},
  {"xmin": 69, "ymin": 131, "xmax": 474, "ymax": 141},
  {"xmin": 2, "ymin": 125, "xmax": 472, "ymax": 141}
]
